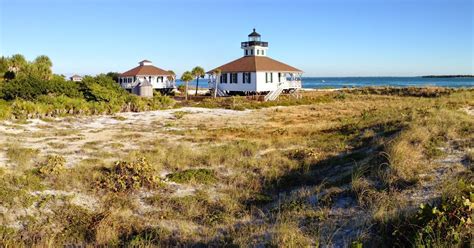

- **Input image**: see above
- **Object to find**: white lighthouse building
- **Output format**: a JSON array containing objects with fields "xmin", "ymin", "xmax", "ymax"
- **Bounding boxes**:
[{"xmin": 208, "ymin": 29, "xmax": 303, "ymax": 100}]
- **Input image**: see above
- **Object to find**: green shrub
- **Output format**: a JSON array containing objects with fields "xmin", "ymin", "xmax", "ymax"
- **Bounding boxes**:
[
  {"xmin": 78, "ymin": 75, "xmax": 127, "ymax": 103},
  {"xmin": 412, "ymin": 180, "xmax": 473, "ymax": 246},
  {"xmin": 177, "ymin": 85, "xmax": 186, "ymax": 93},
  {"xmin": 387, "ymin": 178, "xmax": 473, "ymax": 247},
  {"xmin": 98, "ymin": 158, "xmax": 160, "ymax": 192},
  {"xmin": 38, "ymin": 155, "xmax": 66, "ymax": 176},
  {"xmin": 1, "ymin": 75, "xmax": 81, "ymax": 101},
  {"xmin": 167, "ymin": 168, "xmax": 217, "ymax": 184}
]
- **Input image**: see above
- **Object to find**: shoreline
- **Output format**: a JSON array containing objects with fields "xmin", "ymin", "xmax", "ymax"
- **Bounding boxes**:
[{"xmin": 189, "ymin": 85, "xmax": 473, "ymax": 94}]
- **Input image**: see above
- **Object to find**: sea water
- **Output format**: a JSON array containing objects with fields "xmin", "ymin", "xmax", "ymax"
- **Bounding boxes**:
[
  {"xmin": 176, "ymin": 77, "xmax": 474, "ymax": 89},
  {"xmin": 301, "ymin": 77, "xmax": 474, "ymax": 89}
]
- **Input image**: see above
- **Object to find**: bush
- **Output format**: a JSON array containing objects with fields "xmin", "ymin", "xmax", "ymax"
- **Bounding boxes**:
[
  {"xmin": 78, "ymin": 75, "xmax": 127, "ymax": 103},
  {"xmin": 411, "ymin": 180, "xmax": 473, "ymax": 246},
  {"xmin": 1, "ymin": 75, "xmax": 81, "ymax": 101},
  {"xmin": 386, "ymin": 178, "xmax": 473, "ymax": 247},
  {"xmin": 38, "ymin": 155, "xmax": 66, "ymax": 176},
  {"xmin": 177, "ymin": 85, "xmax": 186, "ymax": 93},
  {"xmin": 98, "ymin": 158, "xmax": 160, "ymax": 192}
]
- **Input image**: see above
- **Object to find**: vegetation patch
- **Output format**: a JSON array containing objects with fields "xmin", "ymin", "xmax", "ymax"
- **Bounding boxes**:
[
  {"xmin": 173, "ymin": 111, "xmax": 190, "ymax": 119},
  {"xmin": 37, "ymin": 155, "xmax": 66, "ymax": 176},
  {"xmin": 383, "ymin": 177, "xmax": 473, "ymax": 247},
  {"xmin": 97, "ymin": 158, "xmax": 161, "ymax": 192},
  {"xmin": 6, "ymin": 144, "xmax": 39, "ymax": 168},
  {"xmin": 350, "ymin": 86, "xmax": 456, "ymax": 98},
  {"xmin": 0, "ymin": 170, "xmax": 43, "ymax": 208},
  {"xmin": 167, "ymin": 168, "xmax": 217, "ymax": 184}
]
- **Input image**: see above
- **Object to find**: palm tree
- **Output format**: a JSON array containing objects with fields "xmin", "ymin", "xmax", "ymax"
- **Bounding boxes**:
[
  {"xmin": 9, "ymin": 54, "xmax": 27, "ymax": 72},
  {"xmin": 191, "ymin": 66, "xmax": 205, "ymax": 96},
  {"xmin": 180, "ymin": 71, "xmax": 193, "ymax": 101},
  {"xmin": 213, "ymin": 69, "xmax": 222, "ymax": 98},
  {"xmin": 33, "ymin": 55, "xmax": 53, "ymax": 80}
]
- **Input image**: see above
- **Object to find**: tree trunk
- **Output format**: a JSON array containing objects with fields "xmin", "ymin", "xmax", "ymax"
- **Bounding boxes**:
[
  {"xmin": 195, "ymin": 77, "xmax": 199, "ymax": 96},
  {"xmin": 185, "ymin": 81, "xmax": 189, "ymax": 101}
]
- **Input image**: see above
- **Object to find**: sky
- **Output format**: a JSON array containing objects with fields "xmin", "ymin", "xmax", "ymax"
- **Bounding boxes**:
[{"xmin": 0, "ymin": 0, "xmax": 472, "ymax": 77}]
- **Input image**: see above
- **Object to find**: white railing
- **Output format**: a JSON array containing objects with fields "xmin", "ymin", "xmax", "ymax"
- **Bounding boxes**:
[
  {"xmin": 121, "ymin": 80, "xmax": 175, "ymax": 89},
  {"xmin": 286, "ymin": 80, "xmax": 302, "ymax": 89},
  {"xmin": 208, "ymin": 80, "xmax": 217, "ymax": 89},
  {"xmin": 157, "ymin": 81, "xmax": 176, "ymax": 89},
  {"xmin": 208, "ymin": 80, "xmax": 228, "ymax": 97}
]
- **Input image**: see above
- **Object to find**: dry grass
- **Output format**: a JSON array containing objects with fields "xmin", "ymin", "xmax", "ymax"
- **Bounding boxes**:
[
  {"xmin": 0, "ymin": 88, "xmax": 472, "ymax": 246},
  {"xmin": 5, "ymin": 143, "xmax": 39, "ymax": 169}
]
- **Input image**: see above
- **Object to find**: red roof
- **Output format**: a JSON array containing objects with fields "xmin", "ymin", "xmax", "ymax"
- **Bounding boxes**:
[
  {"xmin": 120, "ymin": 65, "xmax": 172, "ymax": 77},
  {"xmin": 208, "ymin": 56, "xmax": 302, "ymax": 74}
]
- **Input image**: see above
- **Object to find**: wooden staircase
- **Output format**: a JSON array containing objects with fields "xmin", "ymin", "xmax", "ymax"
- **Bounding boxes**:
[
  {"xmin": 264, "ymin": 84, "xmax": 285, "ymax": 101},
  {"xmin": 216, "ymin": 88, "xmax": 228, "ymax": 97}
]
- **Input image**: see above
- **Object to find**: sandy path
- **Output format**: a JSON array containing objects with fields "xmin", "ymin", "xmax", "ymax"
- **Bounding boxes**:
[{"xmin": 0, "ymin": 107, "xmax": 253, "ymax": 168}]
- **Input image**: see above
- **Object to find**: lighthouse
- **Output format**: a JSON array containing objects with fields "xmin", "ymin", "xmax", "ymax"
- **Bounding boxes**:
[
  {"xmin": 208, "ymin": 29, "xmax": 303, "ymax": 100},
  {"xmin": 242, "ymin": 29, "xmax": 269, "ymax": 57}
]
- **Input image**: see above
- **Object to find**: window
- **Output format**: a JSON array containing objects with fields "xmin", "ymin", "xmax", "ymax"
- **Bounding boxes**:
[
  {"xmin": 221, "ymin": 73, "xmax": 227, "ymax": 83},
  {"xmin": 266, "ymin": 72, "xmax": 273, "ymax": 83},
  {"xmin": 158, "ymin": 76, "xmax": 163, "ymax": 83},
  {"xmin": 262, "ymin": 50, "xmax": 265, "ymax": 56},
  {"xmin": 278, "ymin": 73, "xmax": 281, "ymax": 83},
  {"xmin": 148, "ymin": 76, "xmax": 152, "ymax": 82},
  {"xmin": 245, "ymin": 50, "xmax": 248, "ymax": 56},
  {"xmin": 257, "ymin": 50, "xmax": 260, "ymax": 55},
  {"xmin": 244, "ymin": 72, "xmax": 251, "ymax": 84},
  {"xmin": 231, "ymin": 73, "xmax": 238, "ymax": 84},
  {"xmin": 251, "ymin": 50, "xmax": 254, "ymax": 55},
  {"xmin": 128, "ymin": 78, "xmax": 132, "ymax": 83}
]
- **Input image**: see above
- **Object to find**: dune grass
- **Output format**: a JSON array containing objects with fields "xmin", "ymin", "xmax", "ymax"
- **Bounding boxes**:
[{"xmin": 0, "ymin": 88, "xmax": 472, "ymax": 246}]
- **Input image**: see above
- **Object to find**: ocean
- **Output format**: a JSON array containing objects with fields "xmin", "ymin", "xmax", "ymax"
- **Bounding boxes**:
[
  {"xmin": 176, "ymin": 77, "xmax": 474, "ymax": 89},
  {"xmin": 301, "ymin": 77, "xmax": 474, "ymax": 89}
]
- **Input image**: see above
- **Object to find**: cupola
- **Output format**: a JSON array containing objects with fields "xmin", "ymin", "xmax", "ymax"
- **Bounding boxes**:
[{"xmin": 241, "ymin": 28, "xmax": 268, "ymax": 57}]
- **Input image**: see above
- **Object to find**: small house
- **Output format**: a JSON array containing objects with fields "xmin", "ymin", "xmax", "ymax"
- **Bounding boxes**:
[
  {"xmin": 119, "ymin": 60, "xmax": 175, "ymax": 97},
  {"xmin": 70, "ymin": 74, "xmax": 83, "ymax": 82}
]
